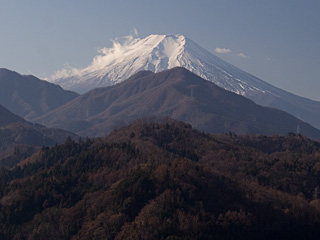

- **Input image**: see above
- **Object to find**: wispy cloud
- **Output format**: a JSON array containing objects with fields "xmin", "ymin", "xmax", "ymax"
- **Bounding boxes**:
[
  {"xmin": 215, "ymin": 47, "xmax": 250, "ymax": 59},
  {"xmin": 215, "ymin": 47, "xmax": 232, "ymax": 54},
  {"xmin": 237, "ymin": 53, "xmax": 250, "ymax": 59},
  {"xmin": 132, "ymin": 27, "xmax": 138, "ymax": 37},
  {"xmin": 51, "ymin": 33, "xmax": 140, "ymax": 80}
]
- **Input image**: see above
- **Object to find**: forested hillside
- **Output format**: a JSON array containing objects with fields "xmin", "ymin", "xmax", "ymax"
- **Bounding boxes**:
[
  {"xmin": 1, "ymin": 118, "xmax": 320, "ymax": 239},
  {"xmin": 0, "ymin": 104, "xmax": 76, "ymax": 168}
]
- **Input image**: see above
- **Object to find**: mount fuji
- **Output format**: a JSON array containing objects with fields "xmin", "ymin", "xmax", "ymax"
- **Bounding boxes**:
[{"xmin": 49, "ymin": 34, "xmax": 320, "ymax": 129}]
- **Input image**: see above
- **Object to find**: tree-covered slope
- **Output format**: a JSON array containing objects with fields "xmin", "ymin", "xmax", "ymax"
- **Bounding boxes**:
[
  {"xmin": 1, "ymin": 118, "xmax": 320, "ymax": 239},
  {"xmin": 0, "ymin": 104, "xmax": 76, "ymax": 168}
]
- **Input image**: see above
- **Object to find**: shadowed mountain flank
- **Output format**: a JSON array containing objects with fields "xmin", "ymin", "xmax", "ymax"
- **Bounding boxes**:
[
  {"xmin": 0, "ymin": 104, "xmax": 76, "ymax": 167},
  {"xmin": 0, "ymin": 68, "xmax": 79, "ymax": 121},
  {"xmin": 36, "ymin": 67, "xmax": 320, "ymax": 139}
]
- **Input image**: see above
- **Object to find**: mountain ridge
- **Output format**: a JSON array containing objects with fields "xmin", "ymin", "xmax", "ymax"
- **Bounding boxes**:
[
  {"xmin": 0, "ymin": 103, "xmax": 76, "ymax": 167},
  {"xmin": 48, "ymin": 34, "xmax": 320, "ymax": 130},
  {"xmin": 0, "ymin": 68, "xmax": 79, "ymax": 121},
  {"xmin": 37, "ymin": 67, "xmax": 320, "ymax": 139}
]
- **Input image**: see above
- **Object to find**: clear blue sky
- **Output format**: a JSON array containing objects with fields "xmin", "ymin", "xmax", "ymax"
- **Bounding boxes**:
[{"xmin": 0, "ymin": 0, "xmax": 319, "ymax": 100}]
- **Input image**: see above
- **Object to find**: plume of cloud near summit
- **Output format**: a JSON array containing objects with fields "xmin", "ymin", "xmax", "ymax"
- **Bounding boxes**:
[
  {"xmin": 88, "ymin": 27, "xmax": 139, "ymax": 72},
  {"xmin": 51, "ymin": 33, "xmax": 140, "ymax": 80},
  {"xmin": 97, "ymin": 36, "xmax": 136, "ymax": 66}
]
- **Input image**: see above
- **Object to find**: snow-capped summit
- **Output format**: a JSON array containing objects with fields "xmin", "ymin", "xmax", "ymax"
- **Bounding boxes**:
[
  {"xmin": 50, "ymin": 34, "xmax": 186, "ymax": 93},
  {"xmin": 49, "ymin": 34, "xmax": 268, "ymax": 95},
  {"xmin": 49, "ymin": 34, "xmax": 320, "ymax": 130}
]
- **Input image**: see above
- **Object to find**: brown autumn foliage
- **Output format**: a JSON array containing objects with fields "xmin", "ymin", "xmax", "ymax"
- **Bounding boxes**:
[
  {"xmin": 1, "ymin": 118, "xmax": 320, "ymax": 239},
  {"xmin": 0, "ymin": 104, "xmax": 77, "ymax": 168}
]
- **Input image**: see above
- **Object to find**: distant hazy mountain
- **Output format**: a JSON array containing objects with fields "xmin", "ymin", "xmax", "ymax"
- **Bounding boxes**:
[
  {"xmin": 0, "ymin": 68, "xmax": 79, "ymax": 121},
  {"xmin": 0, "ymin": 104, "xmax": 76, "ymax": 167},
  {"xmin": 37, "ymin": 68, "xmax": 320, "ymax": 139},
  {"xmin": 49, "ymin": 34, "xmax": 320, "ymax": 130},
  {"xmin": 0, "ymin": 103, "xmax": 25, "ymax": 126}
]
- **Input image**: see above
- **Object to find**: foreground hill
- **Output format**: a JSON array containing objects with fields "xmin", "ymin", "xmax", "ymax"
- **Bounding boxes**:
[
  {"xmin": 0, "ymin": 104, "xmax": 76, "ymax": 167},
  {"xmin": 37, "ymin": 67, "xmax": 320, "ymax": 140},
  {"xmin": 49, "ymin": 34, "xmax": 320, "ymax": 130},
  {"xmin": 1, "ymin": 119, "xmax": 320, "ymax": 239},
  {"xmin": 0, "ymin": 68, "xmax": 79, "ymax": 120}
]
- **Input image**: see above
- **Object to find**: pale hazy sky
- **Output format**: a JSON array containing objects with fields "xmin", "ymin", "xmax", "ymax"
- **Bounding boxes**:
[{"xmin": 0, "ymin": 0, "xmax": 319, "ymax": 100}]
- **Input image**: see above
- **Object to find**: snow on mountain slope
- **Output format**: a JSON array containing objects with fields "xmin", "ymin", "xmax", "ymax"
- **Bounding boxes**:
[
  {"xmin": 49, "ymin": 34, "xmax": 320, "ymax": 130},
  {"xmin": 50, "ymin": 34, "xmax": 270, "ymax": 95}
]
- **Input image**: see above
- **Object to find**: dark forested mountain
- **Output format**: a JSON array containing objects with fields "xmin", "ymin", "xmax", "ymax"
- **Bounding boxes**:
[
  {"xmin": 1, "ymin": 118, "xmax": 320, "ymax": 239},
  {"xmin": 36, "ymin": 67, "xmax": 320, "ymax": 140},
  {"xmin": 0, "ymin": 104, "xmax": 76, "ymax": 167},
  {"xmin": 0, "ymin": 68, "xmax": 79, "ymax": 121}
]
